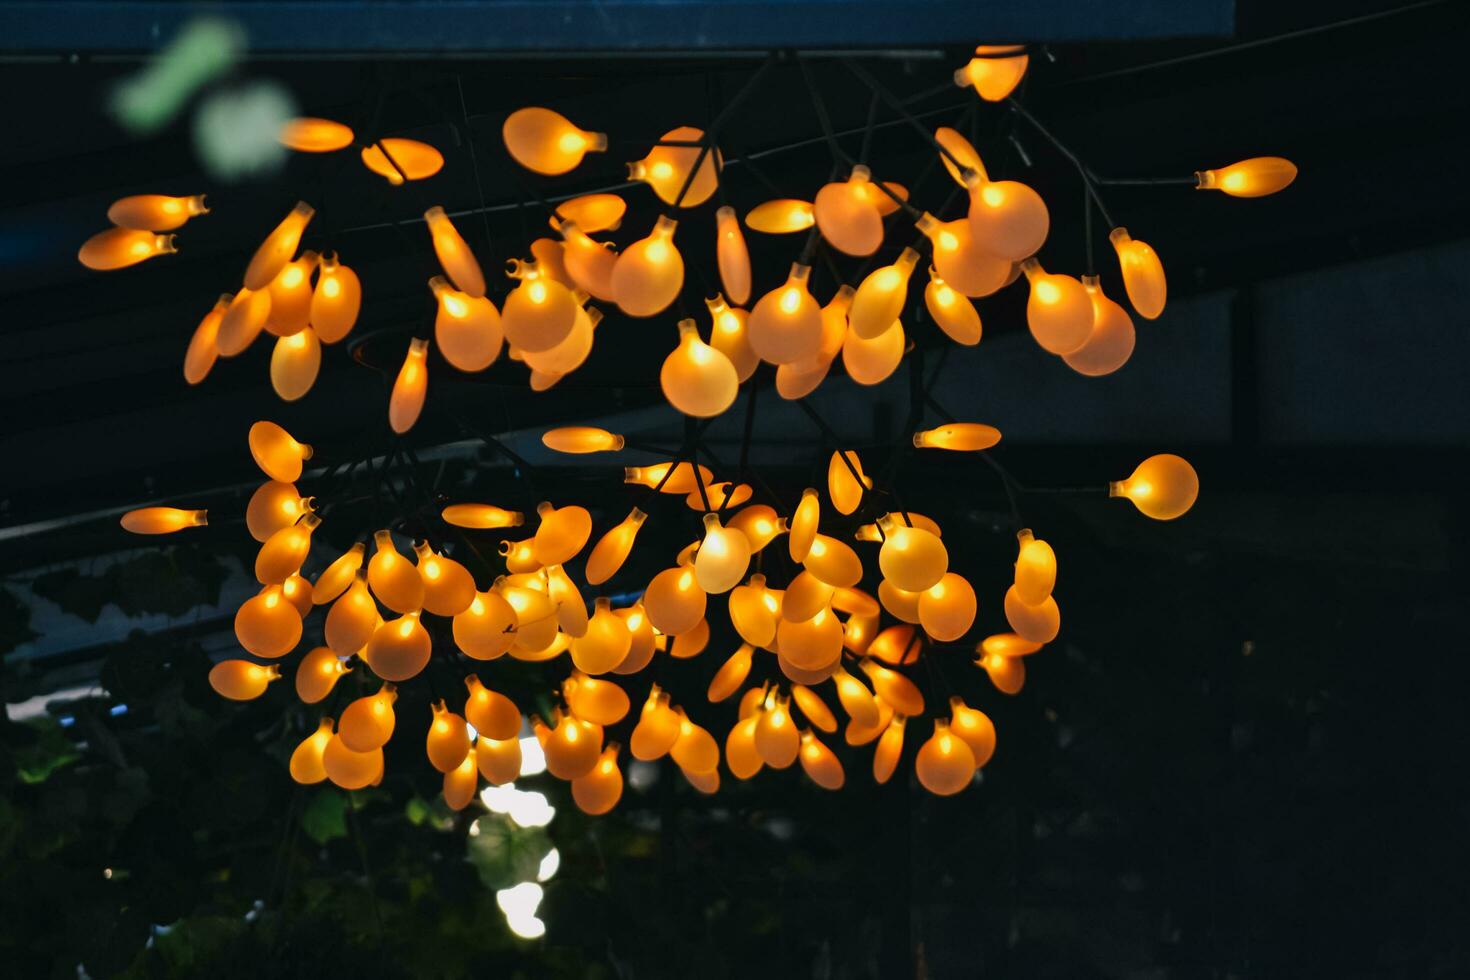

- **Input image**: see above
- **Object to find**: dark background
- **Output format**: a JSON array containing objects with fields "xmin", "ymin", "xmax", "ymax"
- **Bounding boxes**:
[{"xmin": 1, "ymin": 1, "xmax": 1467, "ymax": 977}]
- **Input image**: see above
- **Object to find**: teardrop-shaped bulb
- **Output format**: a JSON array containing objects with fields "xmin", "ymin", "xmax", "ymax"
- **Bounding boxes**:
[
  {"xmin": 310, "ymin": 253, "xmax": 361, "ymax": 344},
  {"xmin": 430, "ymin": 276, "xmax": 504, "ymax": 372},
  {"xmin": 707, "ymin": 642, "xmax": 754, "ymax": 702},
  {"xmin": 294, "ymin": 646, "xmax": 349, "ymax": 704},
  {"xmin": 746, "ymin": 199, "xmax": 814, "ymax": 234},
  {"xmin": 216, "ymin": 288, "xmax": 271, "ymax": 356},
  {"xmin": 532, "ymin": 501, "xmax": 592, "ymax": 567},
  {"xmin": 802, "ymin": 534, "xmax": 863, "ymax": 589},
  {"xmin": 872, "ymin": 714, "xmax": 907, "ymax": 784},
  {"xmin": 584, "ymin": 507, "xmax": 647, "ymax": 585},
  {"xmin": 728, "ymin": 505, "xmax": 786, "ymax": 554},
  {"xmin": 464, "ymin": 675, "xmax": 521, "ymax": 740},
  {"xmin": 693, "ymin": 513, "xmax": 752, "ymax": 594},
  {"xmin": 1195, "ymin": 157, "xmax": 1297, "ymax": 198},
  {"xmin": 368, "ymin": 530, "xmax": 424, "ymax": 614},
  {"xmin": 860, "ymin": 657, "xmax": 925, "ymax": 716},
  {"xmin": 323, "ymin": 734, "xmax": 382, "ymax": 790},
  {"xmin": 670, "ymin": 708, "xmax": 720, "ymax": 774},
  {"xmin": 556, "ymin": 193, "xmax": 625, "ymax": 233},
  {"xmin": 915, "ymin": 211, "xmax": 1010, "ymax": 298},
  {"xmin": 754, "ymin": 693, "xmax": 800, "ymax": 769},
  {"xmin": 612, "ymin": 215, "xmax": 684, "ymax": 317},
  {"xmin": 442, "ymin": 752, "xmax": 479, "ymax": 810},
  {"xmin": 841, "ymin": 317, "xmax": 904, "ymax": 386},
  {"xmin": 749, "ymin": 263, "xmax": 822, "ymax": 365},
  {"xmin": 713, "ymin": 206, "xmax": 752, "ymax": 305},
  {"xmin": 660, "ymin": 318, "xmax": 739, "ymax": 418},
  {"xmin": 849, "ymin": 248, "xmax": 918, "ymax": 339},
  {"xmin": 814, "ymin": 164, "xmax": 884, "ymax": 256},
  {"xmin": 1108, "ymin": 227, "xmax": 1166, "ymax": 319},
  {"xmin": 423, "ymin": 700, "xmax": 471, "ymax": 773},
  {"xmin": 1019, "ymin": 258, "xmax": 1092, "ymax": 355},
  {"xmin": 556, "ymin": 220, "xmax": 619, "ymax": 301},
  {"xmin": 255, "ymin": 512, "xmax": 320, "ymax": 584},
  {"xmin": 280, "ymin": 117, "xmax": 353, "ymax": 153},
  {"xmin": 265, "ymin": 251, "xmax": 318, "ymax": 337},
  {"xmin": 209, "ymin": 660, "xmax": 280, "ymax": 701},
  {"xmin": 572, "ymin": 597, "xmax": 633, "ymax": 675},
  {"xmin": 389, "ymin": 338, "xmax": 429, "ymax": 434},
  {"xmin": 916, "ymin": 719, "xmax": 976, "ymax": 795},
  {"xmin": 289, "ymin": 717, "xmax": 335, "ymax": 783},
  {"xmin": 339, "ymin": 683, "xmax": 398, "ymax": 752},
  {"xmin": 953, "ymin": 45, "xmax": 1029, "ymax": 102},
  {"xmin": 876, "ymin": 513, "xmax": 948, "ymax": 592},
  {"xmin": 572, "ymin": 745, "xmax": 624, "ymax": 814},
  {"xmin": 628, "ymin": 127, "xmax": 720, "ymax": 207},
  {"xmin": 476, "ymin": 734, "xmax": 522, "ymax": 786},
  {"xmin": 949, "ymin": 696, "xmax": 997, "ymax": 767},
  {"xmin": 643, "ymin": 566, "xmax": 706, "ymax": 637},
  {"xmin": 917, "ymin": 572, "xmax": 977, "ymax": 642},
  {"xmin": 453, "ymin": 590, "xmax": 518, "ymax": 661},
  {"xmin": 912, "ymin": 423, "xmax": 1002, "ymax": 451},
  {"xmin": 442, "ymin": 504, "xmax": 525, "ymax": 529},
  {"xmin": 776, "ymin": 605, "xmax": 844, "ymax": 671},
  {"xmin": 503, "ymin": 270, "xmax": 580, "ymax": 353},
  {"xmin": 424, "ymin": 206, "xmax": 485, "ymax": 297},
  {"xmin": 788, "ymin": 488, "xmax": 821, "ymax": 562},
  {"xmin": 244, "ymin": 201, "xmax": 314, "ymax": 291},
  {"xmin": 630, "ymin": 687, "xmax": 681, "ymax": 760},
  {"xmin": 1002, "ymin": 585, "xmax": 1061, "ymax": 644},
  {"xmin": 923, "ymin": 269, "xmax": 982, "ymax": 345},
  {"xmin": 234, "ymin": 584, "xmax": 303, "ymax": 658},
  {"xmin": 1110, "ymin": 453, "xmax": 1198, "ymax": 520},
  {"xmin": 364, "ymin": 611, "xmax": 431, "ymax": 682},
  {"xmin": 269, "ymin": 329, "xmax": 321, "ymax": 402},
  {"xmin": 183, "ymin": 294, "xmax": 228, "ymax": 384},
  {"xmin": 544, "ymin": 713, "xmax": 603, "ymax": 780},
  {"xmin": 965, "ymin": 169, "xmax": 1048, "ymax": 262},
  {"xmin": 325, "ymin": 573, "xmax": 378, "ymax": 654},
  {"xmin": 78, "ymin": 227, "xmax": 178, "ymax": 271},
  {"xmin": 108, "ymin": 193, "xmax": 208, "ymax": 231},
  {"xmin": 120, "ymin": 507, "xmax": 208, "ymax": 535},
  {"xmin": 503, "ymin": 107, "xmax": 607, "ymax": 175},
  {"xmin": 705, "ymin": 294, "xmax": 759, "ymax": 383},
  {"xmin": 361, "ymin": 138, "xmax": 443, "ymax": 184}
]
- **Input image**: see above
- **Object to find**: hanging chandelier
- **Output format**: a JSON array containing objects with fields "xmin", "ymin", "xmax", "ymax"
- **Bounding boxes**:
[{"xmin": 103, "ymin": 46, "xmax": 1289, "ymax": 814}]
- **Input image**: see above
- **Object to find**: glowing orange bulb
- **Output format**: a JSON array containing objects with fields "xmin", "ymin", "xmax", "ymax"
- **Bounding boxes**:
[
  {"xmin": 850, "ymin": 248, "xmax": 919, "ymax": 340},
  {"xmin": 572, "ymin": 745, "xmax": 624, "ymax": 814},
  {"xmin": 914, "ymin": 211, "xmax": 1010, "ymax": 298},
  {"xmin": 777, "ymin": 605, "xmax": 844, "ymax": 671},
  {"xmin": 912, "ymin": 422, "xmax": 1002, "ymax": 452},
  {"xmin": 729, "ymin": 505, "xmax": 786, "ymax": 553},
  {"xmin": 827, "ymin": 450, "xmax": 867, "ymax": 516},
  {"xmin": 1196, "ymin": 157, "xmax": 1297, "ymax": 198},
  {"xmin": 799, "ymin": 730, "xmax": 846, "ymax": 789},
  {"xmin": 361, "ymin": 138, "xmax": 443, "ymax": 184},
  {"xmin": 814, "ymin": 164, "xmax": 884, "ymax": 257},
  {"xmin": 464, "ymin": 675, "xmax": 521, "ymax": 740},
  {"xmin": 860, "ymin": 658, "xmax": 925, "ymax": 717},
  {"xmin": 476, "ymin": 734, "xmax": 522, "ymax": 786},
  {"xmin": 268, "ymin": 328, "xmax": 321, "ymax": 402},
  {"xmin": 571, "ymin": 597, "xmax": 633, "ymax": 675},
  {"xmin": 254, "ymin": 512, "xmax": 320, "ymax": 584},
  {"xmin": 704, "ymin": 294, "xmax": 759, "ymax": 383},
  {"xmin": 503, "ymin": 107, "xmax": 606, "ymax": 175},
  {"xmin": 833, "ymin": 665, "xmax": 880, "ymax": 729},
  {"xmin": 323, "ymin": 734, "xmax": 383, "ymax": 790},
  {"xmin": 916, "ymin": 720, "xmax": 976, "ymax": 795},
  {"xmin": 628, "ymin": 126, "xmax": 721, "ymax": 207},
  {"xmin": 1020, "ymin": 258, "xmax": 1092, "ymax": 355},
  {"xmin": 661, "ymin": 318, "xmax": 738, "ymax": 418},
  {"xmin": 243, "ymin": 201, "xmax": 314, "ymax": 291},
  {"xmin": 749, "ymin": 263, "xmax": 823, "ymax": 365},
  {"xmin": 364, "ymin": 611, "xmax": 431, "ymax": 682},
  {"xmin": 1108, "ymin": 227, "xmax": 1166, "ymax": 320},
  {"xmin": 108, "ymin": 193, "xmax": 208, "ymax": 232},
  {"xmin": 120, "ymin": 506, "xmax": 207, "ymax": 535},
  {"xmin": 1003, "ymin": 585, "xmax": 1061, "ymax": 644},
  {"xmin": 933, "ymin": 126, "xmax": 984, "ymax": 187},
  {"xmin": 964, "ymin": 165, "xmax": 1049, "ymax": 262},
  {"xmin": 388, "ymin": 338, "xmax": 429, "ymax": 434},
  {"xmin": 215, "ymin": 287, "xmax": 271, "ymax": 357},
  {"xmin": 310, "ymin": 252, "xmax": 361, "ymax": 344},
  {"xmin": 622, "ymin": 461, "xmax": 714, "ymax": 495},
  {"xmin": 948, "ymin": 697, "xmax": 997, "ymax": 767},
  {"xmin": 209, "ymin": 660, "xmax": 280, "ymax": 701},
  {"xmin": 917, "ymin": 572, "xmax": 977, "ymax": 642},
  {"xmin": 579, "ymin": 507, "xmax": 645, "ymax": 586},
  {"xmin": 754, "ymin": 693, "xmax": 801, "ymax": 769},
  {"xmin": 532, "ymin": 501, "xmax": 592, "ymax": 568},
  {"xmin": 1013, "ymin": 529, "xmax": 1057, "ymax": 605},
  {"xmin": 555, "ymin": 193, "xmax": 625, "ymax": 233},
  {"xmin": 643, "ymin": 566, "xmax": 706, "ymax": 637},
  {"xmin": 249, "ymin": 421, "xmax": 312, "ymax": 484},
  {"xmin": 234, "ymin": 584, "xmax": 303, "ymax": 659},
  {"xmin": 279, "ymin": 117, "xmax": 353, "ymax": 152},
  {"xmin": 1110, "ymin": 453, "xmax": 1199, "ymax": 520},
  {"xmin": 324, "ymin": 573, "xmax": 377, "ymax": 655},
  {"xmin": 289, "ymin": 718, "xmax": 336, "ymax": 784},
  {"xmin": 442, "ymin": 752, "xmax": 479, "ymax": 811},
  {"xmin": 872, "ymin": 714, "xmax": 907, "ymax": 784},
  {"xmin": 612, "ymin": 216, "xmax": 684, "ymax": 318},
  {"xmin": 294, "ymin": 646, "xmax": 349, "ymax": 704},
  {"xmin": 424, "ymin": 206, "xmax": 485, "ymax": 297},
  {"xmin": 264, "ymin": 251, "xmax": 318, "ymax": 338},
  {"xmin": 953, "ymin": 45, "xmax": 1029, "ymax": 102},
  {"xmin": 1064, "ymin": 277, "xmax": 1136, "ymax": 377},
  {"xmin": 802, "ymin": 534, "xmax": 864, "ymax": 589},
  {"xmin": 923, "ymin": 269, "xmax": 982, "ymax": 345},
  {"xmin": 367, "ymin": 530, "xmax": 424, "ymax": 614},
  {"xmin": 182, "ymin": 294, "xmax": 228, "ymax": 385},
  {"xmin": 670, "ymin": 708, "xmax": 720, "ymax": 774},
  {"xmin": 791, "ymin": 684, "xmax": 837, "ymax": 733},
  {"xmin": 693, "ymin": 513, "xmax": 752, "ymax": 595},
  {"xmin": 442, "ymin": 504, "xmax": 524, "ymax": 530},
  {"xmin": 746, "ymin": 199, "xmax": 815, "ymax": 234},
  {"xmin": 78, "ymin": 228, "xmax": 176, "ymax": 271},
  {"xmin": 788, "ymin": 488, "xmax": 821, "ymax": 563},
  {"xmin": 429, "ymin": 275, "xmax": 503, "ymax": 372}
]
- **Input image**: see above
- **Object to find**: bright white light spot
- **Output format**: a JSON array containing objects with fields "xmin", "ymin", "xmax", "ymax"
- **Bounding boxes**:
[
  {"xmin": 518, "ymin": 735, "xmax": 546, "ymax": 776},
  {"xmin": 497, "ymin": 882, "xmax": 546, "ymax": 937},
  {"xmin": 536, "ymin": 847, "xmax": 560, "ymax": 882}
]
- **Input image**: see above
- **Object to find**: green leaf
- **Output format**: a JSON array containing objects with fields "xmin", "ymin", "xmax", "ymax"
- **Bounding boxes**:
[
  {"xmin": 12, "ymin": 717, "xmax": 80, "ymax": 784},
  {"xmin": 465, "ymin": 817, "xmax": 551, "ymax": 891},
  {"xmin": 301, "ymin": 788, "xmax": 348, "ymax": 845}
]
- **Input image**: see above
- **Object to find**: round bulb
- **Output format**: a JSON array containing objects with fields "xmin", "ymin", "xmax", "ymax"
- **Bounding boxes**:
[
  {"xmin": 643, "ymin": 566, "xmax": 706, "ymax": 637},
  {"xmin": 323, "ymin": 735, "xmax": 382, "ymax": 790},
  {"xmin": 310, "ymin": 253, "xmax": 361, "ymax": 344},
  {"xmin": 368, "ymin": 530, "xmax": 424, "ymax": 614},
  {"xmin": 1003, "ymin": 585, "xmax": 1061, "ymax": 644},
  {"xmin": 917, "ymin": 573, "xmax": 977, "ymax": 642},
  {"xmin": 503, "ymin": 107, "xmax": 606, "ymax": 175},
  {"xmin": 841, "ymin": 318, "xmax": 905, "ymax": 386},
  {"xmin": 1110, "ymin": 453, "xmax": 1199, "ymax": 520},
  {"xmin": 1064, "ymin": 277, "xmax": 1136, "ymax": 377},
  {"xmin": 295, "ymin": 646, "xmax": 349, "ymax": 704},
  {"xmin": 949, "ymin": 697, "xmax": 997, "ymax": 767},
  {"xmin": 1013, "ymin": 529, "xmax": 1057, "ymax": 605},
  {"xmin": 464, "ymin": 676, "xmax": 521, "ymax": 740},
  {"xmin": 339, "ymin": 684, "xmax": 398, "ymax": 752},
  {"xmin": 965, "ymin": 169, "xmax": 1048, "ymax": 262},
  {"xmin": 628, "ymin": 126, "xmax": 720, "ymax": 207},
  {"xmin": 453, "ymin": 590, "xmax": 518, "ymax": 661},
  {"xmin": 425, "ymin": 700, "xmax": 472, "ymax": 773},
  {"xmin": 364, "ymin": 611, "xmax": 431, "ymax": 682},
  {"xmin": 915, "ymin": 212, "xmax": 1010, "ymax": 298},
  {"xmin": 813, "ymin": 164, "xmax": 884, "ymax": 257},
  {"xmin": 748, "ymin": 263, "xmax": 822, "ymax": 365},
  {"xmin": 876, "ymin": 514, "xmax": 948, "ymax": 593},
  {"xmin": 799, "ymin": 730, "xmax": 845, "ymax": 790},
  {"xmin": 289, "ymin": 718, "xmax": 335, "ymax": 784},
  {"xmin": 254, "ymin": 512, "xmax": 320, "ymax": 584},
  {"xmin": 430, "ymin": 276, "xmax": 504, "ymax": 372},
  {"xmin": 631, "ymin": 688, "xmax": 682, "ymax": 760},
  {"xmin": 325, "ymin": 574, "xmax": 378, "ymax": 655},
  {"xmin": 612, "ymin": 216, "xmax": 684, "ymax": 318},
  {"xmin": 360, "ymin": 138, "xmax": 443, "ymax": 183},
  {"xmin": 533, "ymin": 501, "xmax": 593, "ymax": 567},
  {"xmin": 705, "ymin": 295, "xmax": 760, "ymax": 382},
  {"xmin": 693, "ymin": 513, "xmax": 752, "ymax": 594},
  {"xmin": 572, "ymin": 598, "xmax": 633, "ymax": 675},
  {"xmin": 414, "ymin": 542, "xmax": 476, "ymax": 616},
  {"xmin": 234, "ymin": 585, "xmax": 303, "ymax": 658},
  {"xmin": 572, "ymin": 745, "xmax": 624, "ymax": 814},
  {"xmin": 915, "ymin": 720, "xmax": 976, "ymax": 796},
  {"xmin": 661, "ymin": 319, "xmax": 739, "ymax": 418},
  {"xmin": 1020, "ymin": 259, "xmax": 1092, "ymax": 355},
  {"xmin": 269, "ymin": 329, "xmax": 321, "ymax": 402},
  {"xmin": 754, "ymin": 694, "xmax": 800, "ymax": 769},
  {"xmin": 476, "ymin": 735, "xmax": 522, "ymax": 786},
  {"xmin": 953, "ymin": 45, "xmax": 1029, "ymax": 101}
]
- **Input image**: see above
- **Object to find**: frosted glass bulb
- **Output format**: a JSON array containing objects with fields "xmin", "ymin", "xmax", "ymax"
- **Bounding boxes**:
[
  {"xmin": 980, "ymin": 632, "xmax": 1044, "ymax": 659},
  {"xmin": 563, "ymin": 672, "xmax": 631, "ymax": 726},
  {"xmin": 425, "ymin": 700, "xmax": 471, "ymax": 773},
  {"xmin": 949, "ymin": 697, "xmax": 997, "ymax": 766},
  {"xmin": 209, "ymin": 660, "xmax": 280, "ymax": 701},
  {"xmin": 872, "ymin": 714, "xmax": 907, "ymax": 784},
  {"xmin": 556, "ymin": 193, "xmax": 625, "ymax": 233},
  {"xmin": 1111, "ymin": 453, "xmax": 1199, "ymax": 520},
  {"xmin": 687, "ymin": 482, "xmax": 751, "ymax": 512},
  {"xmin": 725, "ymin": 715, "xmax": 764, "ymax": 779},
  {"xmin": 728, "ymin": 575, "xmax": 779, "ymax": 646},
  {"xmin": 612, "ymin": 215, "xmax": 684, "ymax": 318},
  {"xmin": 803, "ymin": 534, "xmax": 863, "ymax": 589},
  {"xmin": 476, "ymin": 735, "xmax": 522, "ymax": 786},
  {"xmin": 776, "ymin": 286, "xmax": 850, "ymax": 399},
  {"xmin": 661, "ymin": 319, "xmax": 738, "ymax": 418},
  {"xmin": 713, "ymin": 206, "xmax": 752, "ymax": 306},
  {"xmin": 533, "ymin": 501, "xmax": 592, "ymax": 567},
  {"xmin": 1063, "ymin": 277, "xmax": 1136, "ymax": 377},
  {"xmin": 791, "ymin": 684, "xmax": 837, "ymax": 733},
  {"xmin": 783, "ymin": 570, "xmax": 834, "ymax": 623},
  {"xmin": 746, "ymin": 199, "xmax": 815, "ymax": 234},
  {"xmin": 503, "ymin": 107, "xmax": 606, "ymax": 175},
  {"xmin": 916, "ymin": 720, "xmax": 976, "ymax": 795},
  {"xmin": 914, "ymin": 211, "xmax": 1010, "ymax": 298},
  {"xmin": 572, "ymin": 746, "xmax": 624, "ymax": 815},
  {"xmin": 424, "ymin": 206, "xmax": 485, "ymax": 297},
  {"xmin": 879, "ymin": 579, "xmax": 922, "ymax": 624},
  {"xmin": 917, "ymin": 572, "xmax": 976, "ymax": 642},
  {"xmin": 555, "ymin": 219, "xmax": 618, "ymax": 301},
  {"xmin": 841, "ymin": 317, "xmax": 904, "ymax": 386},
  {"xmin": 78, "ymin": 227, "xmax": 176, "ymax": 270},
  {"xmin": 776, "ymin": 606, "xmax": 844, "ymax": 671},
  {"xmin": 797, "ymin": 730, "xmax": 845, "ymax": 789},
  {"xmin": 108, "ymin": 193, "xmax": 208, "ymax": 231},
  {"xmin": 360, "ymin": 138, "xmax": 444, "ymax": 184},
  {"xmin": 234, "ymin": 584, "xmax": 302, "ymax": 658},
  {"xmin": 388, "ymin": 338, "xmax": 429, "ymax": 434},
  {"xmin": 414, "ymin": 542, "xmax": 476, "ymax": 616},
  {"xmin": 788, "ymin": 488, "xmax": 821, "ymax": 562},
  {"xmin": 442, "ymin": 504, "xmax": 524, "ymax": 529},
  {"xmin": 923, "ymin": 269, "xmax": 981, "ymax": 345},
  {"xmin": 912, "ymin": 422, "xmax": 1002, "ymax": 451},
  {"xmin": 544, "ymin": 714, "xmax": 602, "ymax": 779},
  {"xmin": 243, "ymin": 201, "xmax": 314, "ymax": 291},
  {"xmin": 255, "ymin": 512, "xmax": 320, "ymax": 584},
  {"xmin": 833, "ymin": 665, "xmax": 880, "ymax": 728},
  {"xmin": 310, "ymin": 253, "xmax": 361, "ymax": 344},
  {"xmin": 464, "ymin": 676, "xmax": 521, "ymax": 740},
  {"xmin": 849, "ymin": 248, "xmax": 918, "ymax": 339},
  {"xmin": 728, "ymin": 505, "xmax": 786, "ymax": 553},
  {"xmin": 754, "ymin": 694, "xmax": 800, "ymax": 769},
  {"xmin": 748, "ymin": 263, "xmax": 822, "ymax": 365},
  {"xmin": 585, "ymin": 508, "xmax": 646, "ymax": 585},
  {"xmin": 934, "ymin": 126, "xmax": 984, "ymax": 187},
  {"xmin": 953, "ymin": 45, "xmax": 1029, "ymax": 101},
  {"xmin": 628, "ymin": 126, "xmax": 720, "ymax": 207},
  {"xmin": 978, "ymin": 648, "xmax": 1026, "ymax": 694},
  {"xmin": 707, "ymin": 642, "xmax": 754, "ymax": 703},
  {"xmin": 705, "ymin": 295, "xmax": 759, "ymax": 382},
  {"xmin": 289, "ymin": 718, "xmax": 335, "ymax": 784},
  {"xmin": 867, "ymin": 624, "xmax": 921, "ymax": 666},
  {"xmin": 1108, "ymin": 227, "xmax": 1166, "ymax": 320},
  {"xmin": 1020, "ymin": 259, "xmax": 1092, "ymax": 355},
  {"xmin": 1195, "ymin": 157, "xmax": 1297, "ymax": 198},
  {"xmin": 503, "ymin": 272, "xmax": 579, "ymax": 353},
  {"xmin": 269, "ymin": 329, "xmax": 321, "ymax": 401},
  {"xmin": 875, "ymin": 514, "xmax": 948, "ymax": 592},
  {"xmin": 244, "ymin": 482, "xmax": 308, "ymax": 543},
  {"xmin": 279, "ymin": 117, "xmax": 353, "ymax": 152},
  {"xmin": 1013, "ymin": 529, "xmax": 1057, "ymax": 604},
  {"xmin": 501, "ymin": 584, "xmax": 559, "ymax": 653},
  {"xmin": 215, "ymin": 287, "xmax": 271, "ymax": 357},
  {"xmin": 683, "ymin": 767, "xmax": 720, "ymax": 794},
  {"xmin": 572, "ymin": 598, "xmax": 633, "ymax": 674},
  {"xmin": 452, "ymin": 590, "xmax": 517, "ymax": 660},
  {"xmin": 339, "ymin": 684, "xmax": 398, "ymax": 751},
  {"xmin": 631, "ymin": 687, "xmax": 681, "ymax": 760},
  {"xmin": 295, "ymin": 646, "xmax": 349, "ymax": 704},
  {"xmin": 827, "ymin": 450, "xmax": 867, "ymax": 516},
  {"xmin": 364, "ymin": 611, "xmax": 431, "ymax": 682},
  {"xmin": 325, "ymin": 573, "xmax": 377, "ymax": 654},
  {"xmin": 323, "ymin": 735, "xmax": 382, "ymax": 790},
  {"xmin": 814, "ymin": 164, "xmax": 884, "ymax": 257},
  {"xmin": 498, "ymin": 539, "xmax": 542, "ymax": 574},
  {"xmin": 860, "ymin": 658, "xmax": 925, "ymax": 716},
  {"xmin": 183, "ymin": 294, "xmax": 228, "ymax": 385},
  {"xmin": 369, "ymin": 530, "xmax": 424, "ymax": 614},
  {"xmin": 430, "ymin": 276, "xmax": 503, "ymax": 372},
  {"xmin": 443, "ymin": 753, "xmax": 479, "ymax": 811},
  {"xmin": 542, "ymin": 426, "xmax": 624, "ymax": 454},
  {"xmin": 643, "ymin": 566, "xmax": 706, "ymax": 637},
  {"xmin": 842, "ymin": 611, "xmax": 880, "ymax": 655},
  {"xmin": 964, "ymin": 169, "xmax": 1048, "ymax": 262},
  {"xmin": 693, "ymin": 513, "xmax": 752, "ymax": 594},
  {"xmin": 670, "ymin": 709, "xmax": 720, "ymax": 774},
  {"xmin": 120, "ymin": 507, "xmax": 207, "ymax": 535},
  {"xmin": 1003, "ymin": 585, "xmax": 1060, "ymax": 644},
  {"xmin": 265, "ymin": 251, "xmax": 318, "ymax": 337}
]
